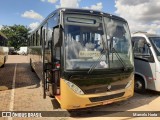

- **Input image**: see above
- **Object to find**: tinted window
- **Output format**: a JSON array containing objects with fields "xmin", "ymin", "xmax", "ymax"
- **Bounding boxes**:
[
  {"xmin": 36, "ymin": 30, "xmax": 40, "ymax": 46},
  {"xmin": 47, "ymin": 14, "xmax": 59, "ymax": 44},
  {"xmin": 132, "ymin": 37, "xmax": 152, "ymax": 61},
  {"xmin": 47, "ymin": 14, "xmax": 60, "ymax": 61}
]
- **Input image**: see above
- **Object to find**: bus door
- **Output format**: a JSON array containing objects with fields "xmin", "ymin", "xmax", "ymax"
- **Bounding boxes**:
[
  {"xmin": 50, "ymin": 26, "xmax": 62, "ymax": 96},
  {"xmin": 43, "ymin": 25, "xmax": 61, "ymax": 98},
  {"xmin": 42, "ymin": 23, "xmax": 51, "ymax": 98}
]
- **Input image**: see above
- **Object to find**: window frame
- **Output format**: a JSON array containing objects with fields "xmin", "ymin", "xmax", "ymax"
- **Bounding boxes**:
[{"xmin": 132, "ymin": 37, "xmax": 154, "ymax": 62}]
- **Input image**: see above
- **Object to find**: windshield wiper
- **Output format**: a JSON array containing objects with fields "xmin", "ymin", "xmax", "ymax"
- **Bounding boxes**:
[
  {"xmin": 87, "ymin": 48, "xmax": 108, "ymax": 74},
  {"xmin": 88, "ymin": 34, "xmax": 108, "ymax": 74},
  {"xmin": 112, "ymin": 47, "xmax": 128, "ymax": 71}
]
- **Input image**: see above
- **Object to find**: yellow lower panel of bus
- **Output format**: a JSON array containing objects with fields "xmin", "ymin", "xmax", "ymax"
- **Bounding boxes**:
[{"xmin": 56, "ymin": 78, "xmax": 134, "ymax": 110}]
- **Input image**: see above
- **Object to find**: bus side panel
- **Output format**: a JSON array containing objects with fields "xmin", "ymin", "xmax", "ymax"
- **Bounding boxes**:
[
  {"xmin": 33, "ymin": 46, "xmax": 43, "ymax": 80},
  {"xmin": 134, "ymin": 59, "xmax": 156, "ymax": 90},
  {"xmin": 35, "ymin": 46, "xmax": 43, "ymax": 81},
  {"xmin": 155, "ymin": 71, "xmax": 160, "ymax": 91},
  {"xmin": 29, "ymin": 46, "xmax": 43, "ymax": 80}
]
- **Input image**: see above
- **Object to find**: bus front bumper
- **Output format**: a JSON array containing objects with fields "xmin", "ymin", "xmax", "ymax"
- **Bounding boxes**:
[{"xmin": 55, "ymin": 78, "xmax": 134, "ymax": 110}]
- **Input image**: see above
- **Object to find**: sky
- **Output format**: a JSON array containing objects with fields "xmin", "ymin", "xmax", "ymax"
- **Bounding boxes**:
[{"xmin": 0, "ymin": 0, "xmax": 160, "ymax": 34}]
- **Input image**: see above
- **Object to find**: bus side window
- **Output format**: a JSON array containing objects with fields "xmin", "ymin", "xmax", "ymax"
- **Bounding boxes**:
[
  {"xmin": 32, "ymin": 35, "xmax": 34, "ymax": 46},
  {"xmin": 36, "ymin": 30, "xmax": 40, "ymax": 46},
  {"xmin": 40, "ymin": 27, "xmax": 43, "ymax": 46},
  {"xmin": 38, "ymin": 29, "xmax": 41, "ymax": 46},
  {"xmin": 48, "ymin": 40, "xmax": 51, "ymax": 49},
  {"xmin": 41, "ymin": 23, "xmax": 48, "ymax": 48},
  {"xmin": 33, "ymin": 33, "xmax": 36, "ymax": 46},
  {"xmin": 47, "ymin": 13, "xmax": 59, "ymax": 45},
  {"xmin": 132, "ymin": 37, "xmax": 153, "ymax": 61},
  {"xmin": 47, "ymin": 13, "xmax": 60, "ymax": 61},
  {"xmin": 55, "ymin": 47, "xmax": 61, "ymax": 61},
  {"xmin": 43, "ymin": 29, "xmax": 46, "ymax": 46},
  {"xmin": 30, "ymin": 35, "xmax": 32, "ymax": 46},
  {"xmin": 28, "ymin": 37, "xmax": 30, "ymax": 46}
]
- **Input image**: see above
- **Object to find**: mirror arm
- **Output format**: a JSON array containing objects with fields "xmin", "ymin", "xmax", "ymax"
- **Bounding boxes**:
[{"xmin": 146, "ymin": 43, "xmax": 151, "ymax": 47}]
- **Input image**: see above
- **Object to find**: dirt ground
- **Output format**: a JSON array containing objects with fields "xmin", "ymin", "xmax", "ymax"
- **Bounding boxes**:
[{"xmin": 0, "ymin": 55, "xmax": 160, "ymax": 120}]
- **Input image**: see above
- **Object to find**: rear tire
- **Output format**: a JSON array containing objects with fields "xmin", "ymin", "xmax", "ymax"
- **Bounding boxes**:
[{"xmin": 134, "ymin": 76, "xmax": 146, "ymax": 93}]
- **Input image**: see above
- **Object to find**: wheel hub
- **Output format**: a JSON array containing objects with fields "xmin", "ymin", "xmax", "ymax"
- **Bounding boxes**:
[{"xmin": 135, "ymin": 81, "xmax": 142, "ymax": 89}]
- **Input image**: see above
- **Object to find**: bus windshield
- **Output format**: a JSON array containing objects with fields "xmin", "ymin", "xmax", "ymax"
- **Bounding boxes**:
[
  {"xmin": 64, "ymin": 14, "xmax": 133, "ymax": 70},
  {"xmin": 149, "ymin": 37, "xmax": 160, "ymax": 61},
  {"xmin": 104, "ymin": 17, "xmax": 133, "ymax": 69}
]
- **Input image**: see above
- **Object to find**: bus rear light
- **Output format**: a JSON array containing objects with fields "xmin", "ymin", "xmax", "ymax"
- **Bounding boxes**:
[
  {"xmin": 56, "ymin": 88, "xmax": 60, "ymax": 94},
  {"xmin": 56, "ymin": 63, "xmax": 60, "ymax": 69}
]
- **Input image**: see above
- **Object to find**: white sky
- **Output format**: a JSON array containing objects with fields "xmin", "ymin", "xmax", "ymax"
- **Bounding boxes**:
[{"xmin": 115, "ymin": 0, "xmax": 160, "ymax": 34}]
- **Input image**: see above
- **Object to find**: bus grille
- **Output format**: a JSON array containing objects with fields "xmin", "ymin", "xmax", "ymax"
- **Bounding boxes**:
[
  {"xmin": 84, "ymin": 85, "xmax": 126, "ymax": 94},
  {"xmin": 89, "ymin": 92, "xmax": 125, "ymax": 102}
]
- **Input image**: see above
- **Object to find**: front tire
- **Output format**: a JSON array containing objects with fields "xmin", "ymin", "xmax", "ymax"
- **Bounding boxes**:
[{"xmin": 134, "ymin": 76, "xmax": 146, "ymax": 93}]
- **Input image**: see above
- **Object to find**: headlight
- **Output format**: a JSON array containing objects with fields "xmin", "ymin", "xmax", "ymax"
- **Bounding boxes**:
[{"xmin": 64, "ymin": 80, "xmax": 84, "ymax": 95}]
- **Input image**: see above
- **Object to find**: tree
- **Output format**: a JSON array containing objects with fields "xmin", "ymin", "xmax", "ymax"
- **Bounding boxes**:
[{"xmin": 0, "ymin": 25, "xmax": 30, "ymax": 50}]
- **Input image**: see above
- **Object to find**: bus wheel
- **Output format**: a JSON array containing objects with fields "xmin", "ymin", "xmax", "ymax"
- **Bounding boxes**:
[
  {"xmin": 134, "ymin": 76, "xmax": 146, "ymax": 93},
  {"xmin": 30, "ymin": 59, "xmax": 34, "ymax": 72}
]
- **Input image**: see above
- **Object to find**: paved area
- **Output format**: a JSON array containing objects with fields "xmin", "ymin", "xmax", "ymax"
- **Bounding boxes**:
[
  {"xmin": 0, "ymin": 55, "xmax": 160, "ymax": 120},
  {"xmin": 0, "ymin": 55, "xmax": 63, "ymax": 120}
]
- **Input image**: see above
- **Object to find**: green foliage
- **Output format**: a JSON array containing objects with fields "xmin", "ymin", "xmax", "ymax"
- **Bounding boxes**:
[{"xmin": 0, "ymin": 24, "xmax": 30, "ymax": 50}]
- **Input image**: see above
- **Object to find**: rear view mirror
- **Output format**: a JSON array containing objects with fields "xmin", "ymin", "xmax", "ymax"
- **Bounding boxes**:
[
  {"xmin": 53, "ymin": 26, "xmax": 62, "ymax": 47},
  {"xmin": 148, "ymin": 55, "xmax": 154, "ymax": 62},
  {"xmin": 146, "ymin": 43, "xmax": 151, "ymax": 47}
]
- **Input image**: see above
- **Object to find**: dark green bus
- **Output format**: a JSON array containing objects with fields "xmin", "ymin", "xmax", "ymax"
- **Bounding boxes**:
[{"xmin": 28, "ymin": 8, "xmax": 134, "ymax": 110}]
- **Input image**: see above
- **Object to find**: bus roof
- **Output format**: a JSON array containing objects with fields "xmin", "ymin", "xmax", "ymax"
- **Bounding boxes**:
[
  {"xmin": 59, "ymin": 8, "xmax": 105, "ymax": 17},
  {"xmin": 29, "ymin": 8, "xmax": 127, "ymax": 35},
  {"xmin": 58, "ymin": 8, "xmax": 126, "ymax": 21},
  {"xmin": 132, "ymin": 31, "xmax": 160, "ymax": 37}
]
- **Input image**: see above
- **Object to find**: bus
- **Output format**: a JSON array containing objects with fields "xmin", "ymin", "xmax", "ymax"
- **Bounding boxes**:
[
  {"xmin": 0, "ymin": 31, "xmax": 8, "ymax": 67},
  {"xmin": 28, "ymin": 8, "xmax": 134, "ymax": 110},
  {"xmin": 132, "ymin": 32, "xmax": 160, "ymax": 93}
]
